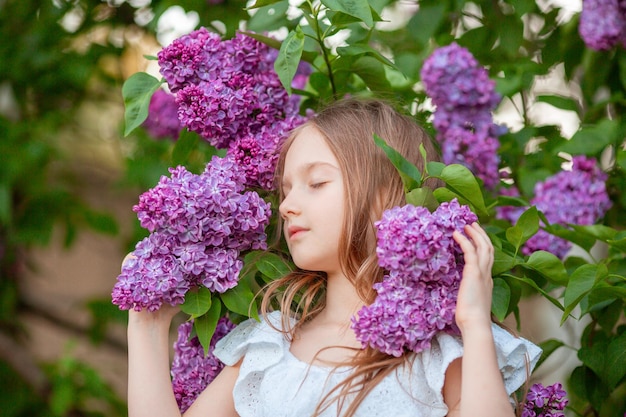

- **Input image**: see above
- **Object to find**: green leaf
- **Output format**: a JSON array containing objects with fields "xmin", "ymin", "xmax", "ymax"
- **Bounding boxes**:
[
  {"xmin": 578, "ymin": 338, "xmax": 609, "ymax": 384},
  {"xmin": 426, "ymin": 161, "xmax": 444, "ymax": 177},
  {"xmin": 336, "ymin": 44, "xmax": 397, "ymax": 70},
  {"xmin": 122, "ymin": 72, "xmax": 162, "ymax": 136},
  {"xmin": 505, "ymin": 206, "xmax": 539, "ymax": 251},
  {"xmin": 256, "ymin": 252, "xmax": 291, "ymax": 281},
  {"xmin": 555, "ymin": 118, "xmax": 619, "ymax": 155},
  {"xmin": 275, "ymin": 26, "xmax": 304, "ymax": 94},
  {"xmin": 432, "ymin": 187, "xmax": 473, "ymax": 207},
  {"xmin": 350, "ymin": 56, "xmax": 392, "ymax": 92},
  {"xmin": 194, "ymin": 299, "xmax": 222, "ymax": 355},
  {"xmin": 606, "ymin": 331, "xmax": 626, "ymax": 388},
  {"xmin": 523, "ymin": 250, "xmax": 568, "ymax": 286},
  {"xmin": 320, "ymin": 0, "xmax": 373, "ymax": 27},
  {"xmin": 247, "ymin": 1, "xmax": 290, "ymax": 32},
  {"xmin": 571, "ymin": 224, "xmax": 618, "ymax": 242},
  {"xmin": 405, "ymin": 187, "xmax": 439, "ymax": 211},
  {"xmin": 373, "ymin": 134, "xmax": 422, "ymax": 192},
  {"xmin": 498, "ymin": 14, "xmax": 524, "ymax": 58},
  {"xmin": 606, "ymin": 236, "xmax": 626, "ymax": 251},
  {"xmin": 406, "ymin": 3, "xmax": 447, "ymax": 45},
  {"xmin": 492, "ymin": 245, "xmax": 518, "ymax": 276},
  {"xmin": 172, "ymin": 129, "xmax": 200, "ymax": 167},
  {"xmin": 181, "ymin": 287, "xmax": 212, "ymax": 318},
  {"xmin": 0, "ymin": 184, "xmax": 10, "ymax": 225},
  {"xmin": 592, "ymin": 297, "xmax": 624, "ymax": 330},
  {"xmin": 589, "ymin": 286, "xmax": 626, "ymax": 304},
  {"xmin": 548, "ymin": 224, "xmax": 597, "ymax": 253},
  {"xmin": 568, "ymin": 365, "xmax": 609, "ymax": 406},
  {"xmin": 435, "ymin": 164, "xmax": 488, "ymax": 218},
  {"xmin": 506, "ymin": 274, "xmax": 564, "ymax": 311},
  {"xmin": 535, "ymin": 339, "xmax": 565, "ymax": 371},
  {"xmin": 220, "ymin": 277, "xmax": 259, "ymax": 320},
  {"xmin": 509, "ymin": 0, "xmax": 537, "ymax": 16},
  {"xmin": 535, "ymin": 94, "xmax": 579, "ymax": 113},
  {"xmin": 491, "ymin": 278, "xmax": 511, "ymax": 321},
  {"xmin": 562, "ymin": 264, "xmax": 606, "ymax": 323}
]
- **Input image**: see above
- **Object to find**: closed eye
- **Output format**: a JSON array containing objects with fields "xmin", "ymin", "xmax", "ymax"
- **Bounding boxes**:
[{"xmin": 310, "ymin": 182, "xmax": 327, "ymax": 189}]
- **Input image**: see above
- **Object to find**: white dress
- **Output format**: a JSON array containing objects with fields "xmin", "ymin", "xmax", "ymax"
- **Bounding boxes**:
[{"xmin": 213, "ymin": 311, "xmax": 541, "ymax": 417}]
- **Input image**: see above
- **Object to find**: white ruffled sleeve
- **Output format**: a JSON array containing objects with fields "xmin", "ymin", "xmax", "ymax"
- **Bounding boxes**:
[
  {"xmin": 213, "ymin": 311, "xmax": 289, "ymax": 417},
  {"xmin": 419, "ymin": 323, "xmax": 542, "ymax": 410}
]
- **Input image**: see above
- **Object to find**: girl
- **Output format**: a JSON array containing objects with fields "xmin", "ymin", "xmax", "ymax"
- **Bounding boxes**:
[{"xmin": 127, "ymin": 98, "xmax": 541, "ymax": 417}]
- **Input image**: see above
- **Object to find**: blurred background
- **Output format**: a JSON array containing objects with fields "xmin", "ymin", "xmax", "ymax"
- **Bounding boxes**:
[
  {"xmin": 0, "ymin": 1, "xmax": 240, "ymax": 414},
  {"xmin": 2, "ymin": 0, "xmax": 623, "ymax": 416}
]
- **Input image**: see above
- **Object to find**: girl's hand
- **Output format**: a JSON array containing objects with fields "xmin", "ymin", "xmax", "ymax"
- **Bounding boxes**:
[
  {"xmin": 452, "ymin": 222, "xmax": 494, "ymax": 333},
  {"xmin": 128, "ymin": 303, "xmax": 180, "ymax": 327}
]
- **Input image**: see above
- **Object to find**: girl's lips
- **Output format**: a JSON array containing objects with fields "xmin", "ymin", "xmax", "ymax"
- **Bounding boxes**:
[{"xmin": 287, "ymin": 225, "xmax": 307, "ymax": 239}]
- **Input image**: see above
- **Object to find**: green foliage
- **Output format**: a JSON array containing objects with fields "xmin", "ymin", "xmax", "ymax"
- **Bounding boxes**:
[
  {"xmin": 122, "ymin": 73, "xmax": 163, "ymax": 136},
  {"xmin": 43, "ymin": 347, "xmax": 126, "ymax": 417}
]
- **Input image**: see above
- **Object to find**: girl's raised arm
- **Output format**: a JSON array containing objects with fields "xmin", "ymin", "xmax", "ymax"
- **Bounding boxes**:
[
  {"xmin": 127, "ymin": 306, "xmax": 241, "ymax": 417},
  {"xmin": 127, "ymin": 306, "xmax": 183, "ymax": 417},
  {"xmin": 443, "ymin": 223, "xmax": 515, "ymax": 417},
  {"xmin": 124, "ymin": 249, "xmax": 239, "ymax": 417}
]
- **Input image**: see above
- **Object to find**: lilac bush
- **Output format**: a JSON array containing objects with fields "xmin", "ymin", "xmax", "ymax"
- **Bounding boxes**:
[
  {"xmin": 421, "ymin": 42, "xmax": 504, "ymax": 189},
  {"xmin": 521, "ymin": 382, "xmax": 568, "ymax": 417},
  {"xmin": 497, "ymin": 156, "xmax": 611, "ymax": 259},
  {"xmin": 143, "ymin": 89, "xmax": 182, "ymax": 140},
  {"xmin": 352, "ymin": 200, "xmax": 478, "ymax": 357},
  {"xmin": 171, "ymin": 317, "xmax": 236, "ymax": 412},
  {"xmin": 579, "ymin": 0, "xmax": 626, "ymax": 50},
  {"xmin": 111, "ymin": 156, "xmax": 271, "ymax": 311},
  {"xmin": 157, "ymin": 29, "xmax": 300, "ymax": 148},
  {"xmin": 156, "ymin": 28, "xmax": 306, "ymax": 189}
]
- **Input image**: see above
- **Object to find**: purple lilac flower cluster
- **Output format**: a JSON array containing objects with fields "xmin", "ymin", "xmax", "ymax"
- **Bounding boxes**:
[
  {"xmin": 579, "ymin": 0, "xmax": 626, "ymax": 51},
  {"xmin": 351, "ymin": 199, "xmax": 478, "ymax": 357},
  {"xmin": 521, "ymin": 382, "xmax": 568, "ymax": 417},
  {"xmin": 111, "ymin": 156, "xmax": 271, "ymax": 311},
  {"xmin": 421, "ymin": 43, "xmax": 504, "ymax": 189},
  {"xmin": 171, "ymin": 317, "xmax": 236, "ymax": 412},
  {"xmin": 226, "ymin": 116, "xmax": 304, "ymax": 190},
  {"xmin": 497, "ymin": 156, "xmax": 611, "ymax": 259},
  {"xmin": 143, "ymin": 89, "xmax": 183, "ymax": 140},
  {"xmin": 157, "ymin": 28, "xmax": 306, "ymax": 189}
]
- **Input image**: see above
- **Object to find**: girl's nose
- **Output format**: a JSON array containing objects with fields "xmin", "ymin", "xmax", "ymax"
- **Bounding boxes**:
[{"xmin": 279, "ymin": 191, "xmax": 300, "ymax": 219}]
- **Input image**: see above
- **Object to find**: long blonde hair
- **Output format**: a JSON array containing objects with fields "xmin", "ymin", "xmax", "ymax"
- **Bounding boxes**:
[{"xmin": 261, "ymin": 97, "xmax": 443, "ymax": 416}]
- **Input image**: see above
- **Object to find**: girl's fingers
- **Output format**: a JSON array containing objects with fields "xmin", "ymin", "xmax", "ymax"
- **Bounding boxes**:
[{"xmin": 463, "ymin": 223, "xmax": 494, "ymax": 270}]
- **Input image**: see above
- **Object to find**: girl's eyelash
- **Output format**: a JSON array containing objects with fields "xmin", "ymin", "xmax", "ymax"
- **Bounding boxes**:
[{"xmin": 310, "ymin": 182, "xmax": 326, "ymax": 189}]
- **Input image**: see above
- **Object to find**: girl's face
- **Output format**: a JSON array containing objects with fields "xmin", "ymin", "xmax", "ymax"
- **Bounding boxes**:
[{"xmin": 279, "ymin": 126, "xmax": 345, "ymax": 276}]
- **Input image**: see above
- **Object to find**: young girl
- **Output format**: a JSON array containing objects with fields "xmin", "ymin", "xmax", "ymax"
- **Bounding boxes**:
[{"xmin": 127, "ymin": 98, "xmax": 541, "ymax": 417}]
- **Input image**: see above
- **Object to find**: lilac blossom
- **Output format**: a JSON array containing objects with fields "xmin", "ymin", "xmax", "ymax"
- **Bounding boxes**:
[
  {"xmin": 521, "ymin": 382, "xmax": 568, "ymax": 417},
  {"xmin": 226, "ymin": 115, "xmax": 305, "ymax": 190},
  {"xmin": 421, "ymin": 43, "xmax": 503, "ymax": 189},
  {"xmin": 171, "ymin": 317, "xmax": 236, "ymax": 412},
  {"xmin": 143, "ymin": 89, "xmax": 182, "ymax": 140},
  {"xmin": 496, "ymin": 156, "xmax": 611, "ymax": 259},
  {"xmin": 111, "ymin": 156, "xmax": 271, "ymax": 311},
  {"xmin": 420, "ymin": 43, "xmax": 500, "ymax": 110},
  {"xmin": 157, "ymin": 28, "xmax": 223, "ymax": 93},
  {"xmin": 579, "ymin": 0, "xmax": 626, "ymax": 51},
  {"xmin": 158, "ymin": 29, "xmax": 301, "ymax": 150},
  {"xmin": 352, "ymin": 200, "xmax": 478, "ymax": 357}
]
